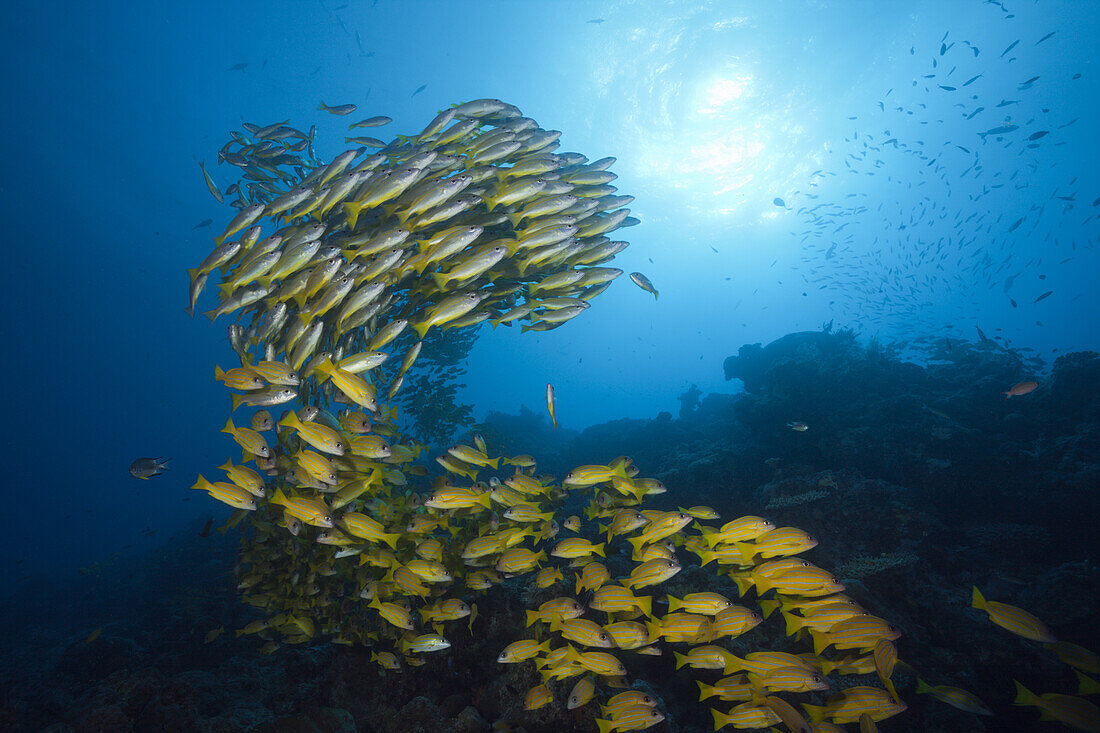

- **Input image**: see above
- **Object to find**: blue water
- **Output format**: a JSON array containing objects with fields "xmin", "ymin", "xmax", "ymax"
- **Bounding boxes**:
[{"xmin": 1, "ymin": 1, "xmax": 1096, "ymax": 729}]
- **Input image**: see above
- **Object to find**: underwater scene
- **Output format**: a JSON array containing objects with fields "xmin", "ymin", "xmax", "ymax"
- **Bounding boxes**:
[{"xmin": 3, "ymin": 0, "xmax": 1099, "ymax": 731}]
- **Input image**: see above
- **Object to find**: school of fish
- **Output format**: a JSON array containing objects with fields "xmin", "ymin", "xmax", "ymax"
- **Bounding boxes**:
[{"xmin": 186, "ymin": 99, "xmax": 1098, "ymax": 732}]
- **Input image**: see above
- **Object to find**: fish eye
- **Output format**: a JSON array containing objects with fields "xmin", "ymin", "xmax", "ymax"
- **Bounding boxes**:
[
  {"xmin": 813, "ymin": 675, "xmax": 822, "ymax": 683},
  {"xmin": 831, "ymin": 577, "xmax": 840, "ymax": 584}
]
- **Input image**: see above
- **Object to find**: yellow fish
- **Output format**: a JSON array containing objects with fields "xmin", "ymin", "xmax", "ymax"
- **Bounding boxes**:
[
  {"xmin": 546, "ymin": 383, "xmax": 558, "ymax": 428},
  {"xmin": 972, "ymin": 587, "xmax": 1056, "ymax": 642}
]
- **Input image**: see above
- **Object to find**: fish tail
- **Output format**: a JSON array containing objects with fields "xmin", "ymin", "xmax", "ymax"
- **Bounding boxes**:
[
  {"xmin": 644, "ymin": 619, "xmax": 661, "ymax": 641},
  {"xmin": 525, "ymin": 610, "xmax": 538, "ymax": 628},
  {"xmin": 277, "ymin": 411, "xmax": 300, "ymax": 429},
  {"xmin": 592, "ymin": 543, "xmax": 605, "ymax": 558},
  {"xmin": 382, "ymin": 532, "xmax": 400, "ymax": 550},
  {"xmin": 916, "ymin": 678, "xmax": 931, "ymax": 694},
  {"xmin": 735, "ymin": 541, "xmax": 757, "ymax": 565},
  {"xmin": 230, "ymin": 394, "xmax": 243, "ymax": 412},
  {"xmin": 187, "ymin": 267, "xmax": 200, "ymax": 283},
  {"xmin": 343, "ymin": 202, "xmax": 361, "ymax": 230},
  {"xmin": 221, "ymin": 417, "xmax": 235, "ymax": 435},
  {"xmin": 318, "ymin": 100, "xmax": 328, "ymax": 111},
  {"xmin": 596, "ymin": 719, "xmax": 614, "ymax": 733},
  {"xmin": 697, "ymin": 680, "xmax": 713, "ymax": 701},
  {"xmin": 575, "ymin": 574, "xmax": 583, "ymax": 596},
  {"xmin": 486, "ymin": 457, "xmax": 500, "ymax": 469},
  {"xmin": 801, "ymin": 704, "xmax": 826, "ymax": 724},
  {"xmin": 411, "ymin": 321, "xmax": 431, "ymax": 339},
  {"xmin": 781, "ymin": 610, "xmax": 803, "ymax": 636},
  {"xmin": 1013, "ymin": 680, "xmax": 1041, "ymax": 707},
  {"xmin": 810, "ymin": 629, "xmax": 829, "ymax": 656},
  {"xmin": 203, "ymin": 306, "xmax": 220, "ymax": 322},
  {"xmin": 270, "ymin": 488, "xmax": 288, "ymax": 507},
  {"xmin": 759, "ymin": 600, "xmax": 780, "ymax": 619},
  {"xmin": 637, "ymin": 595, "xmax": 652, "ymax": 619},
  {"xmin": 673, "ymin": 651, "xmax": 687, "ymax": 669},
  {"xmin": 732, "ymin": 575, "xmax": 755, "ymax": 596},
  {"xmin": 971, "ymin": 586, "xmax": 987, "ymax": 610},
  {"xmin": 710, "ymin": 708, "xmax": 728, "ymax": 731}
]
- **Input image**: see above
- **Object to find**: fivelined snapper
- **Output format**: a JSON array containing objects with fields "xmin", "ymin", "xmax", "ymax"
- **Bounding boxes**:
[{"xmin": 972, "ymin": 587, "xmax": 1057, "ymax": 643}]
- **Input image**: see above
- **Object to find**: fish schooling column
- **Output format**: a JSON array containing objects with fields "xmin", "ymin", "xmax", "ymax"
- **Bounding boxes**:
[{"xmin": 185, "ymin": 98, "xmax": 919, "ymax": 732}]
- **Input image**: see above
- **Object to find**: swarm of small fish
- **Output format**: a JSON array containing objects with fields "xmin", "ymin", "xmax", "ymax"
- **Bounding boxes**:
[
  {"xmin": 188, "ymin": 96, "xmax": 653, "ymax": 411},
  {"xmin": 182, "ymin": 99, "xmax": 1100, "ymax": 733}
]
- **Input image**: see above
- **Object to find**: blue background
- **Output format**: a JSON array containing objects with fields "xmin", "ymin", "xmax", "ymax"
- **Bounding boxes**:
[{"xmin": 1, "ymin": 0, "xmax": 1096, "ymax": 595}]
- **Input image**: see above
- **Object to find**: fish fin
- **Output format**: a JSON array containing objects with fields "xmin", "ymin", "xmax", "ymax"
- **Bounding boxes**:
[
  {"xmin": 732, "ymin": 575, "xmax": 755, "ymax": 596},
  {"xmin": 801, "ymin": 704, "xmax": 826, "ymax": 724},
  {"xmin": 1013, "ymin": 680, "xmax": 1041, "ymax": 707},
  {"xmin": 810, "ymin": 629, "xmax": 828, "ymax": 656},
  {"xmin": 734, "ymin": 541, "xmax": 757, "ymax": 565},
  {"xmin": 751, "ymin": 572, "xmax": 772, "ymax": 594}
]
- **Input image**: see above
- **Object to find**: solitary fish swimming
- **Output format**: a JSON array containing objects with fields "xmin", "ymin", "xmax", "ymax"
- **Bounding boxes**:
[
  {"xmin": 629, "ymin": 272, "xmax": 658, "ymax": 299},
  {"xmin": 130, "ymin": 457, "xmax": 170, "ymax": 479},
  {"xmin": 1003, "ymin": 381, "xmax": 1038, "ymax": 399}
]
